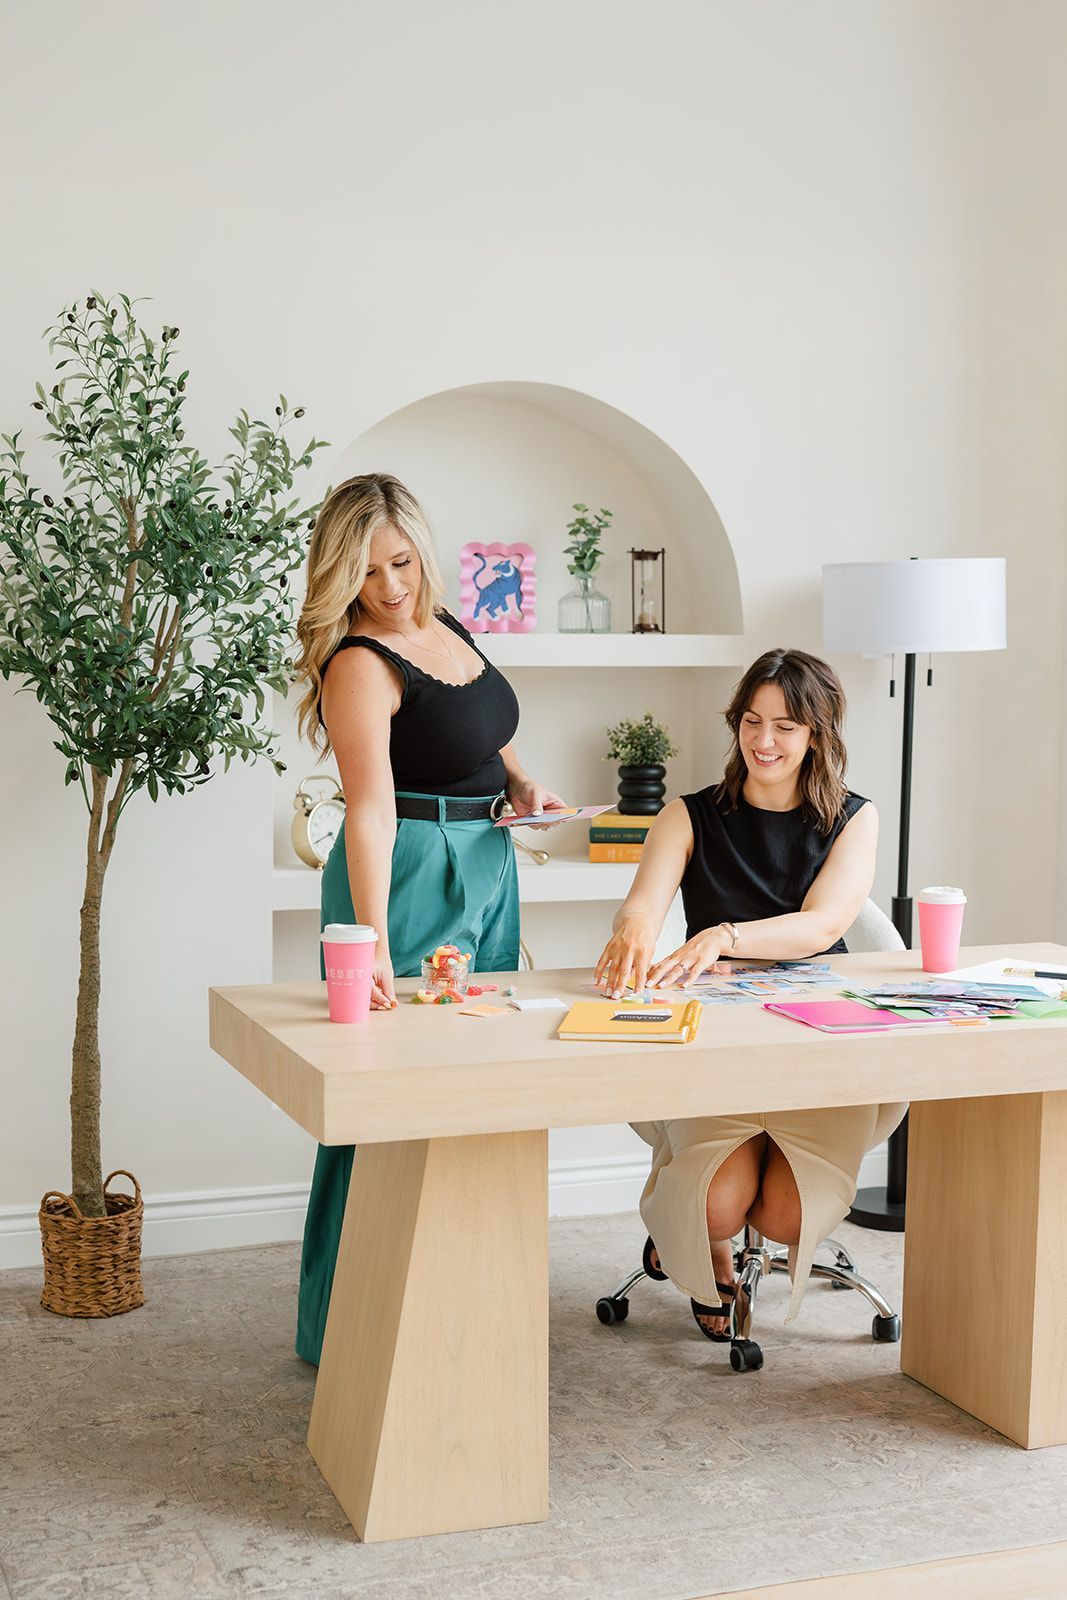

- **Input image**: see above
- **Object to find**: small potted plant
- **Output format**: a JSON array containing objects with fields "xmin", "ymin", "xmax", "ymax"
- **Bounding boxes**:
[
  {"xmin": 557, "ymin": 502, "xmax": 613, "ymax": 633},
  {"xmin": 604, "ymin": 712, "xmax": 679, "ymax": 814}
]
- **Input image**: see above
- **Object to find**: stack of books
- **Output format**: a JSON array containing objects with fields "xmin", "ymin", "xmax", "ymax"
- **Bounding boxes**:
[{"xmin": 588, "ymin": 809, "xmax": 650, "ymax": 863}]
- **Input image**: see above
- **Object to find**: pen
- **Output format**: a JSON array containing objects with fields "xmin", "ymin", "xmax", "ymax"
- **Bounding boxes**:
[{"xmin": 1003, "ymin": 966, "xmax": 1067, "ymax": 980}]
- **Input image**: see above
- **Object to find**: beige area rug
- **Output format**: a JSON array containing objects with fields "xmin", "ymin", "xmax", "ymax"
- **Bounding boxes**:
[{"xmin": 2, "ymin": 1214, "xmax": 1066, "ymax": 1600}]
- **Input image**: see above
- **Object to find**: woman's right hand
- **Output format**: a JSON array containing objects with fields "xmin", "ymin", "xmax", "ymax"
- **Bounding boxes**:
[
  {"xmin": 594, "ymin": 913, "xmax": 657, "ymax": 999},
  {"xmin": 372, "ymin": 953, "xmax": 398, "ymax": 1010}
]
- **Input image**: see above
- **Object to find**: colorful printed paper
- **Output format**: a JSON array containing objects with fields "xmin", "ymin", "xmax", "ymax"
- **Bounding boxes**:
[{"xmin": 495, "ymin": 805, "xmax": 612, "ymax": 828}]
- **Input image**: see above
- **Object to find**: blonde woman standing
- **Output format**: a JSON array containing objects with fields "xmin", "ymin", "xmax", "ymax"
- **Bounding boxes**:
[
  {"xmin": 594, "ymin": 649, "xmax": 906, "ymax": 1340},
  {"xmin": 292, "ymin": 473, "xmax": 565, "ymax": 1365}
]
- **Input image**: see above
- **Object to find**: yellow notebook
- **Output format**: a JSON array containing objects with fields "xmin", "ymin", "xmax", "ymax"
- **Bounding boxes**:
[{"xmin": 557, "ymin": 999, "xmax": 703, "ymax": 1044}]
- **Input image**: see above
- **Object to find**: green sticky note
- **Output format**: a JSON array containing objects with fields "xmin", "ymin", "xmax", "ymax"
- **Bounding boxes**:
[{"xmin": 1017, "ymin": 999, "xmax": 1067, "ymax": 1020}]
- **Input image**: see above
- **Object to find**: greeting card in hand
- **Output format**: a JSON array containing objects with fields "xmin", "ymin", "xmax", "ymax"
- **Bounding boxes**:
[{"xmin": 494, "ymin": 805, "xmax": 612, "ymax": 828}]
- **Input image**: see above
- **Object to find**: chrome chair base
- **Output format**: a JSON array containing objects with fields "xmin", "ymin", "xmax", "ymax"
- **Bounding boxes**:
[{"xmin": 595, "ymin": 1226, "xmax": 901, "ymax": 1370}]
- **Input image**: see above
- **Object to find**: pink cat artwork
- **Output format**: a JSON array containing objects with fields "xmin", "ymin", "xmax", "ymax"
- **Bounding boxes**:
[{"xmin": 458, "ymin": 542, "xmax": 537, "ymax": 633}]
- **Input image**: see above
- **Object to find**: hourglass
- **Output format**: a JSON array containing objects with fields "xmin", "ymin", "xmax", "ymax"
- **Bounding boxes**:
[{"xmin": 629, "ymin": 547, "xmax": 665, "ymax": 633}]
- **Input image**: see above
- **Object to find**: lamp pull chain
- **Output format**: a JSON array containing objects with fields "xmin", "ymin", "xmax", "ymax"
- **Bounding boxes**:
[
  {"xmin": 927, "ymin": 653, "xmax": 933, "ymax": 686},
  {"xmin": 889, "ymin": 654, "xmax": 896, "ymax": 698}
]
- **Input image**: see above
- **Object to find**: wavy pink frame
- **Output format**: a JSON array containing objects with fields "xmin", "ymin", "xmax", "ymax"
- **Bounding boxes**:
[{"xmin": 458, "ymin": 542, "xmax": 537, "ymax": 633}]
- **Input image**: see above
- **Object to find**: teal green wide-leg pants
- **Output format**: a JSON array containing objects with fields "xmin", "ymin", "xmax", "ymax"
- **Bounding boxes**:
[{"xmin": 295, "ymin": 795, "xmax": 520, "ymax": 1365}]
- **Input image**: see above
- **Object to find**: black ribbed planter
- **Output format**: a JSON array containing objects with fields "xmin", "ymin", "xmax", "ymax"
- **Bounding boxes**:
[{"xmin": 617, "ymin": 763, "xmax": 666, "ymax": 815}]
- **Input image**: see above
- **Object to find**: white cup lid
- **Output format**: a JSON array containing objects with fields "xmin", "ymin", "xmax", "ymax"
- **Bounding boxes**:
[
  {"xmin": 321, "ymin": 923, "xmax": 378, "ymax": 944},
  {"xmin": 916, "ymin": 886, "xmax": 967, "ymax": 905}
]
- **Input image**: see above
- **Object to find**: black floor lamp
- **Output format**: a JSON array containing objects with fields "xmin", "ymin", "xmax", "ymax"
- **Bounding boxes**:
[{"xmin": 822, "ymin": 557, "xmax": 1007, "ymax": 1231}]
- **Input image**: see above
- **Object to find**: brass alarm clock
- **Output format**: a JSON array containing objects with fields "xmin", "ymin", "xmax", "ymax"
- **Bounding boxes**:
[{"xmin": 292, "ymin": 774, "xmax": 346, "ymax": 868}]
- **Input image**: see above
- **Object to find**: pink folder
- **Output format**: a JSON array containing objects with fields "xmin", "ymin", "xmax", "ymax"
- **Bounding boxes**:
[{"xmin": 763, "ymin": 999, "xmax": 936, "ymax": 1034}]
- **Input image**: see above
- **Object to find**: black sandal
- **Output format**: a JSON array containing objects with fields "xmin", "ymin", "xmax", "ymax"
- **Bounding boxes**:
[
  {"xmin": 690, "ymin": 1282, "xmax": 738, "ymax": 1343},
  {"xmin": 642, "ymin": 1235, "xmax": 668, "ymax": 1281}
]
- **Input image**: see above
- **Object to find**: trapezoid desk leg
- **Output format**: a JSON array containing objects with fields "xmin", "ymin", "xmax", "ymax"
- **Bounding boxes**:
[
  {"xmin": 307, "ymin": 1129, "xmax": 549, "ymax": 1540},
  {"xmin": 901, "ymin": 1092, "xmax": 1067, "ymax": 1448}
]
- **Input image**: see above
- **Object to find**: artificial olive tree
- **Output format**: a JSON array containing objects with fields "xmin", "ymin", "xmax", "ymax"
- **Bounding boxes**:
[{"xmin": 0, "ymin": 295, "xmax": 325, "ymax": 1216}]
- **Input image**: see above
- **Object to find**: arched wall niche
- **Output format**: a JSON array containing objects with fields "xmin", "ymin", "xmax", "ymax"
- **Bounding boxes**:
[
  {"xmin": 272, "ymin": 379, "xmax": 745, "ymax": 880},
  {"xmin": 325, "ymin": 379, "xmax": 743, "ymax": 637}
]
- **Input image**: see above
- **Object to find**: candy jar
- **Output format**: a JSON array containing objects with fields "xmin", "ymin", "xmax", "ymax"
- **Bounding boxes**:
[{"xmin": 420, "ymin": 944, "xmax": 472, "ymax": 1000}]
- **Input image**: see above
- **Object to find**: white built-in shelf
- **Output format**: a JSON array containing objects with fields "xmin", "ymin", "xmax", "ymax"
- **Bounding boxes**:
[
  {"xmin": 273, "ymin": 868, "xmax": 321, "ymax": 912},
  {"xmin": 511, "ymin": 858, "xmax": 637, "ymax": 903},
  {"xmin": 272, "ymin": 857, "xmax": 637, "ymax": 912},
  {"xmin": 475, "ymin": 633, "xmax": 744, "ymax": 668}
]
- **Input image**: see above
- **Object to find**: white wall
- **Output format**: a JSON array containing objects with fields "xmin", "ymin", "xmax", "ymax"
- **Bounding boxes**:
[{"xmin": 2, "ymin": 1, "xmax": 1065, "ymax": 1260}]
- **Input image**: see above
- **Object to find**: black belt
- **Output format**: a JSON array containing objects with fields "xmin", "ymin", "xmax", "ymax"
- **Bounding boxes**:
[{"xmin": 394, "ymin": 793, "xmax": 504, "ymax": 822}]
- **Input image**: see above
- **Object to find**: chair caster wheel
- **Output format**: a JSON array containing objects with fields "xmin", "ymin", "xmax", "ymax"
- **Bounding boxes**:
[
  {"xmin": 642, "ymin": 1236, "xmax": 668, "ymax": 1281},
  {"xmin": 872, "ymin": 1313, "xmax": 900, "ymax": 1342},
  {"xmin": 596, "ymin": 1296, "xmax": 629, "ymax": 1326},
  {"xmin": 730, "ymin": 1339, "xmax": 764, "ymax": 1372}
]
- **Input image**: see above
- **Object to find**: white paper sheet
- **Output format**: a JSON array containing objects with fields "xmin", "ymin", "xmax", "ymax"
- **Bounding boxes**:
[{"xmin": 944, "ymin": 958, "xmax": 1066, "ymax": 997}]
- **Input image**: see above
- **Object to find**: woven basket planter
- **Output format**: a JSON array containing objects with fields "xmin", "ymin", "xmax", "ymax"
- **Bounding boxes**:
[{"xmin": 39, "ymin": 1168, "xmax": 144, "ymax": 1317}]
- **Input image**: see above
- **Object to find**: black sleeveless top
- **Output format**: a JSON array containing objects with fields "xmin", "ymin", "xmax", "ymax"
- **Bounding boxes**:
[
  {"xmin": 318, "ymin": 610, "xmax": 520, "ymax": 797},
  {"xmin": 680, "ymin": 784, "xmax": 870, "ymax": 956}
]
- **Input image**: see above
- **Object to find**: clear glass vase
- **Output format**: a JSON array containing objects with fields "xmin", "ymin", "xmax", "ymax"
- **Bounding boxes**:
[{"xmin": 557, "ymin": 573, "xmax": 612, "ymax": 634}]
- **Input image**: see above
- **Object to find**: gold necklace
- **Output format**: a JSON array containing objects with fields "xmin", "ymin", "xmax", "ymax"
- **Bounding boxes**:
[{"xmin": 390, "ymin": 619, "xmax": 454, "ymax": 661}]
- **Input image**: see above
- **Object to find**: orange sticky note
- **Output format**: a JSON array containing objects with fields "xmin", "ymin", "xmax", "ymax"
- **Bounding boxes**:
[{"xmin": 457, "ymin": 1003, "xmax": 509, "ymax": 1017}]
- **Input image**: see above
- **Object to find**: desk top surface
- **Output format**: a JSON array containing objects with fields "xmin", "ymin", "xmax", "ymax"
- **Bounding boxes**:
[{"xmin": 209, "ymin": 944, "xmax": 1067, "ymax": 1144}]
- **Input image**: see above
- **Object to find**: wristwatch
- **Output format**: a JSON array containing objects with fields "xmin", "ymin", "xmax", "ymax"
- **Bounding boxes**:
[{"xmin": 723, "ymin": 920, "xmax": 741, "ymax": 951}]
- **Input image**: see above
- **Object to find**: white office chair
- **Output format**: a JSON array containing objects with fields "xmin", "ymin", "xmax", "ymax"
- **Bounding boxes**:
[
  {"xmin": 595, "ymin": 898, "xmax": 902, "ymax": 1371},
  {"xmin": 845, "ymin": 897, "xmax": 906, "ymax": 960}
]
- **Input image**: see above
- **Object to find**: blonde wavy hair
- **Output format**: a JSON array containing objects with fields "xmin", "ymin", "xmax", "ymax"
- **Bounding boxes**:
[{"xmin": 294, "ymin": 473, "xmax": 445, "ymax": 753}]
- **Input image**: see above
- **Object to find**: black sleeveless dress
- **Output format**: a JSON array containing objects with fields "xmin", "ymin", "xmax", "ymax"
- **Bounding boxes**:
[
  {"xmin": 680, "ymin": 785, "xmax": 870, "ymax": 954},
  {"xmin": 634, "ymin": 779, "xmax": 906, "ymax": 1322},
  {"xmin": 318, "ymin": 610, "xmax": 519, "ymax": 797}
]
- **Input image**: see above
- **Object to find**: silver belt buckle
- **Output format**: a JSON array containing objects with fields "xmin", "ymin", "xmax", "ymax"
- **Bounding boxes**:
[{"xmin": 489, "ymin": 792, "xmax": 510, "ymax": 821}]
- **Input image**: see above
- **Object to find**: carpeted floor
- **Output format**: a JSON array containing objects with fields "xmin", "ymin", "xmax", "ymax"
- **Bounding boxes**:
[{"xmin": 2, "ymin": 1215, "xmax": 1065, "ymax": 1600}]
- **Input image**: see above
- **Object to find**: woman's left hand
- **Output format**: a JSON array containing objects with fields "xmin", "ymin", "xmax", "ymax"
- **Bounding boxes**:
[
  {"xmin": 506, "ymin": 776, "xmax": 569, "ymax": 827},
  {"xmin": 647, "ymin": 924, "xmax": 734, "ymax": 988}
]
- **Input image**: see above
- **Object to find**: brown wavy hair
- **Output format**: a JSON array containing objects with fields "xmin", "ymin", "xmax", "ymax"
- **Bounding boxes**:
[{"xmin": 716, "ymin": 648, "xmax": 849, "ymax": 833}]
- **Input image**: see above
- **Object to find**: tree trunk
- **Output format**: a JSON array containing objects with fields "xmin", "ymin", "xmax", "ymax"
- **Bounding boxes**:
[{"xmin": 70, "ymin": 776, "xmax": 109, "ymax": 1217}]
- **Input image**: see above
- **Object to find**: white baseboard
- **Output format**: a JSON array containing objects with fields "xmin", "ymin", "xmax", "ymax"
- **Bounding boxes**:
[
  {"xmin": 0, "ymin": 1182, "xmax": 315, "ymax": 1271},
  {"xmin": 0, "ymin": 1145, "xmax": 890, "ymax": 1271}
]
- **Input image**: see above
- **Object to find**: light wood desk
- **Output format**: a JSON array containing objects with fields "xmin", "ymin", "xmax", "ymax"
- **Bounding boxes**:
[{"xmin": 209, "ymin": 943, "xmax": 1067, "ymax": 1542}]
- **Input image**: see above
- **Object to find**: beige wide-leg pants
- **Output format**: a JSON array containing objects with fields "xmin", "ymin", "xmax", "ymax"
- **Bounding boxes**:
[{"xmin": 632, "ymin": 1101, "xmax": 907, "ymax": 1321}]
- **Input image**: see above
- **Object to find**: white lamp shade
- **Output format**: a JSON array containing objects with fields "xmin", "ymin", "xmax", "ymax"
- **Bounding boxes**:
[{"xmin": 822, "ymin": 558, "xmax": 1006, "ymax": 656}]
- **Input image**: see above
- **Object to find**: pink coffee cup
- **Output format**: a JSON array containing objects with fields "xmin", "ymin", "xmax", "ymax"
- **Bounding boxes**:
[
  {"xmin": 321, "ymin": 923, "xmax": 377, "ymax": 1022},
  {"xmin": 916, "ymin": 887, "xmax": 967, "ymax": 973}
]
